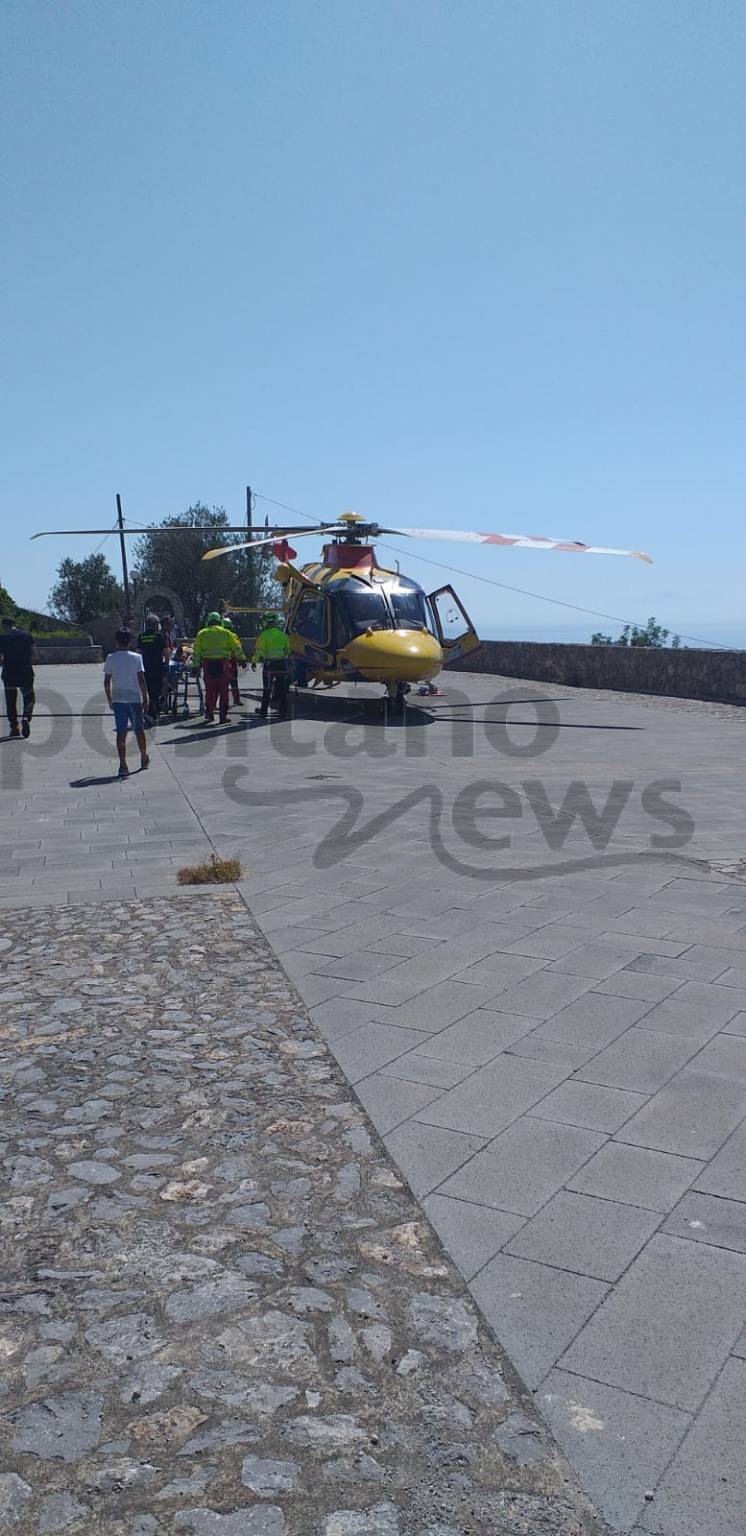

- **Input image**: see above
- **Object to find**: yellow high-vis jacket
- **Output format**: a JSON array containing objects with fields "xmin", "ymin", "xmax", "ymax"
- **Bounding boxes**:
[
  {"xmin": 253, "ymin": 626, "xmax": 291, "ymax": 663},
  {"xmin": 192, "ymin": 625, "xmax": 245, "ymax": 665}
]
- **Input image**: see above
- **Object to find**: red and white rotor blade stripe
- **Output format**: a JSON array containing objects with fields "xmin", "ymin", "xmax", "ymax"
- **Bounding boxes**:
[{"xmin": 387, "ymin": 528, "xmax": 652, "ymax": 563}]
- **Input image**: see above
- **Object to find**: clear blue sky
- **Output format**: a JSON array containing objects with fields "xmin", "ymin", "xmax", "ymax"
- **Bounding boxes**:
[{"xmin": 2, "ymin": 0, "xmax": 744, "ymax": 642}]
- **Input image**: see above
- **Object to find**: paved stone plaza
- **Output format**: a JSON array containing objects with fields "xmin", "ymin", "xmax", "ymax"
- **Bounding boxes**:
[{"xmin": 1, "ymin": 665, "xmax": 745, "ymax": 1535}]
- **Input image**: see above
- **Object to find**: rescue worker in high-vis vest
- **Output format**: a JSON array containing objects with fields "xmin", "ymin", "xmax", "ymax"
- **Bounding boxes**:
[
  {"xmin": 252, "ymin": 613, "xmax": 292, "ymax": 719},
  {"xmin": 221, "ymin": 616, "xmax": 242, "ymax": 708},
  {"xmin": 192, "ymin": 612, "xmax": 246, "ymax": 724}
]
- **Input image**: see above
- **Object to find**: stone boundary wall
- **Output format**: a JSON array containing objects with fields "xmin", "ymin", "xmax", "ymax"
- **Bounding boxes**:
[
  {"xmin": 447, "ymin": 640, "xmax": 746, "ymax": 705},
  {"xmin": 34, "ymin": 641, "xmax": 103, "ymax": 664}
]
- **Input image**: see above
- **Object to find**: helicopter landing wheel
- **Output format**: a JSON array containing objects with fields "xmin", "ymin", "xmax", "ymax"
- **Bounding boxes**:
[{"xmin": 384, "ymin": 682, "xmax": 410, "ymax": 717}]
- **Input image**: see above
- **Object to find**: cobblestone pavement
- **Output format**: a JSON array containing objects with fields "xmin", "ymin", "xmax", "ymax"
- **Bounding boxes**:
[{"xmin": 0, "ymin": 891, "xmax": 598, "ymax": 1536}]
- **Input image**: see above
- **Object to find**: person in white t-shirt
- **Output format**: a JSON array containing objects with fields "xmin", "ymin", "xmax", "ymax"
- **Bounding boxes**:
[{"xmin": 103, "ymin": 630, "xmax": 150, "ymax": 779}]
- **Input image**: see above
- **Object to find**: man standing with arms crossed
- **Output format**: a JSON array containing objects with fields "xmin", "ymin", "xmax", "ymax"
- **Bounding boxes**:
[{"xmin": 0, "ymin": 616, "xmax": 35, "ymax": 739}]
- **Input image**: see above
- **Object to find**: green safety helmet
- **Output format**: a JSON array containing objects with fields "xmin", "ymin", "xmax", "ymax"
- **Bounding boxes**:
[
  {"xmin": 206, "ymin": 611, "xmax": 222, "ymax": 625},
  {"xmin": 221, "ymin": 616, "xmax": 235, "ymax": 629},
  {"xmin": 261, "ymin": 612, "xmax": 280, "ymax": 628}
]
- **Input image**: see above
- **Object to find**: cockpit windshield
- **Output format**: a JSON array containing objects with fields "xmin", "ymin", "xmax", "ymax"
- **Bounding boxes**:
[
  {"xmin": 339, "ymin": 584, "xmax": 393, "ymax": 636},
  {"xmin": 389, "ymin": 586, "xmax": 431, "ymax": 630}
]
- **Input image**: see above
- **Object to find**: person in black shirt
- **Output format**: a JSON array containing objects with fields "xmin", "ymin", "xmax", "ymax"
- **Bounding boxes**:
[
  {"xmin": 137, "ymin": 614, "xmax": 169, "ymax": 719},
  {"xmin": 0, "ymin": 618, "xmax": 35, "ymax": 738}
]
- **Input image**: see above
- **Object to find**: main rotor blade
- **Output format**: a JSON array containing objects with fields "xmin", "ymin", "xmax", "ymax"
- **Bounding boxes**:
[
  {"xmin": 380, "ymin": 527, "xmax": 652, "ymax": 563},
  {"xmin": 32, "ymin": 525, "xmax": 330, "ymax": 537},
  {"xmin": 202, "ymin": 525, "xmax": 349, "ymax": 561},
  {"xmin": 31, "ymin": 526, "xmax": 261, "ymax": 539},
  {"xmin": 31, "ymin": 523, "xmax": 342, "ymax": 542}
]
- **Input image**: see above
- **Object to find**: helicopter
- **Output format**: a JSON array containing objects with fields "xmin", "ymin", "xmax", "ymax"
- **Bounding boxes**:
[
  {"xmin": 218, "ymin": 513, "xmax": 476, "ymax": 710},
  {"xmin": 204, "ymin": 511, "xmax": 652, "ymax": 711},
  {"xmin": 32, "ymin": 511, "xmax": 651, "ymax": 712}
]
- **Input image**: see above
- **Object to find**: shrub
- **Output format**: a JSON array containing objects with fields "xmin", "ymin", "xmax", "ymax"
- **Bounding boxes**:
[{"xmin": 177, "ymin": 854, "xmax": 243, "ymax": 886}]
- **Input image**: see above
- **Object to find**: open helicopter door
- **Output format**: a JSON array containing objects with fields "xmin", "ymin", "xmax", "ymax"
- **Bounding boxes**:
[{"xmin": 427, "ymin": 585, "xmax": 481, "ymax": 663}]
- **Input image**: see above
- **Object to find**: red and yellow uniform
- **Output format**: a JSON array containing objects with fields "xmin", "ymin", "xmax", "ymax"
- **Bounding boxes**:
[{"xmin": 192, "ymin": 616, "xmax": 245, "ymax": 723}]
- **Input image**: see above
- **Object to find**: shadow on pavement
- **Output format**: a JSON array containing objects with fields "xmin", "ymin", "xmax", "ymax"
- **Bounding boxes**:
[
  {"xmin": 428, "ymin": 714, "xmax": 643, "ymax": 730},
  {"xmin": 69, "ymin": 773, "xmax": 134, "ymax": 787},
  {"xmin": 157, "ymin": 717, "xmax": 258, "ymax": 746}
]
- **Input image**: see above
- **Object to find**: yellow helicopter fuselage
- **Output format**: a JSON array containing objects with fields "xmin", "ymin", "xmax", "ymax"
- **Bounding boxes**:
[{"xmin": 275, "ymin": 540, "xmax": 478, "ymax": 695}]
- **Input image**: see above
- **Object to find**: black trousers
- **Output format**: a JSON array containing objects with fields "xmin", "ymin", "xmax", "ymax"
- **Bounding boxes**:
[
  {"xmin": 260, "ymin": 661, "xmax": 290, "ymax": 716},
  {"xmin": 144, "ymin": 666, "xmax": 164, "ymax": 715},
  {"xmin": 4, "ymin": 675, "xmax": 35, "ymax": 732}
]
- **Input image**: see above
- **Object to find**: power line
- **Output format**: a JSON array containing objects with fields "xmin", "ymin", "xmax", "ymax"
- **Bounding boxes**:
[
  {"xmin": 252, "ymin": 491, "xmax": 319, "ymax": 522},
  {"xmin": 91, "ymin": 529, "xmax": 116, "ymax": 555}
]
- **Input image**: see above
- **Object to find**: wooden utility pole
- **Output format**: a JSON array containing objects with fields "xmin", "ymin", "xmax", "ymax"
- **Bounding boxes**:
[
  {"xmin": 245, "ymin": 485, "xmax": 258, "ymax": 635},
  {"xmin": 115, "ymin": 493, "xmax": 132, "ymax": 623}
]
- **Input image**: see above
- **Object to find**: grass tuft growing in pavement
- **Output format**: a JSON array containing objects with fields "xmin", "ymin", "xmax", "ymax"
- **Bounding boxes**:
[{"xmin": 177, "ymin": 853, "xmax": 243, "ymax": 886}]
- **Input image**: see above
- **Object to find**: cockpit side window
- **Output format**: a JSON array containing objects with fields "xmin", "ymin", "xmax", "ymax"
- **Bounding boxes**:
[{"xmin": 293, "ymin": 593, "xmax": 329, "ymax": 645}]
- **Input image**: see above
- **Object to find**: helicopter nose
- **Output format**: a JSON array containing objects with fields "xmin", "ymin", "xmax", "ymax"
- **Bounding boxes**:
[{"xmin": 344, "ymin": 629, "xmax": 442, "ymax": 683}]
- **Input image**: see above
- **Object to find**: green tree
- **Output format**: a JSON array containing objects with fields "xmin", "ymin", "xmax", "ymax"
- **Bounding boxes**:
[
  {"xmin": 49, "ymin": 554, "xmax": 124, "ymax": 626},
  {"xmin": 591, "ymin": 616, "xmax": 681, "ymax": 648},
  {"xmin": 0, "ymin": 582, "xmax": 16, "ymax": 617},
  {"xmin": 131, "ymin": 504, "xmax": 278, "ymax": 635}
]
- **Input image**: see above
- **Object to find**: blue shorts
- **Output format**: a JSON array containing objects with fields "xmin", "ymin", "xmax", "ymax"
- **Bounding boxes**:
[{"xmin": 112, "ymin": 702, "xmax": 145, "ymax": 735}]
